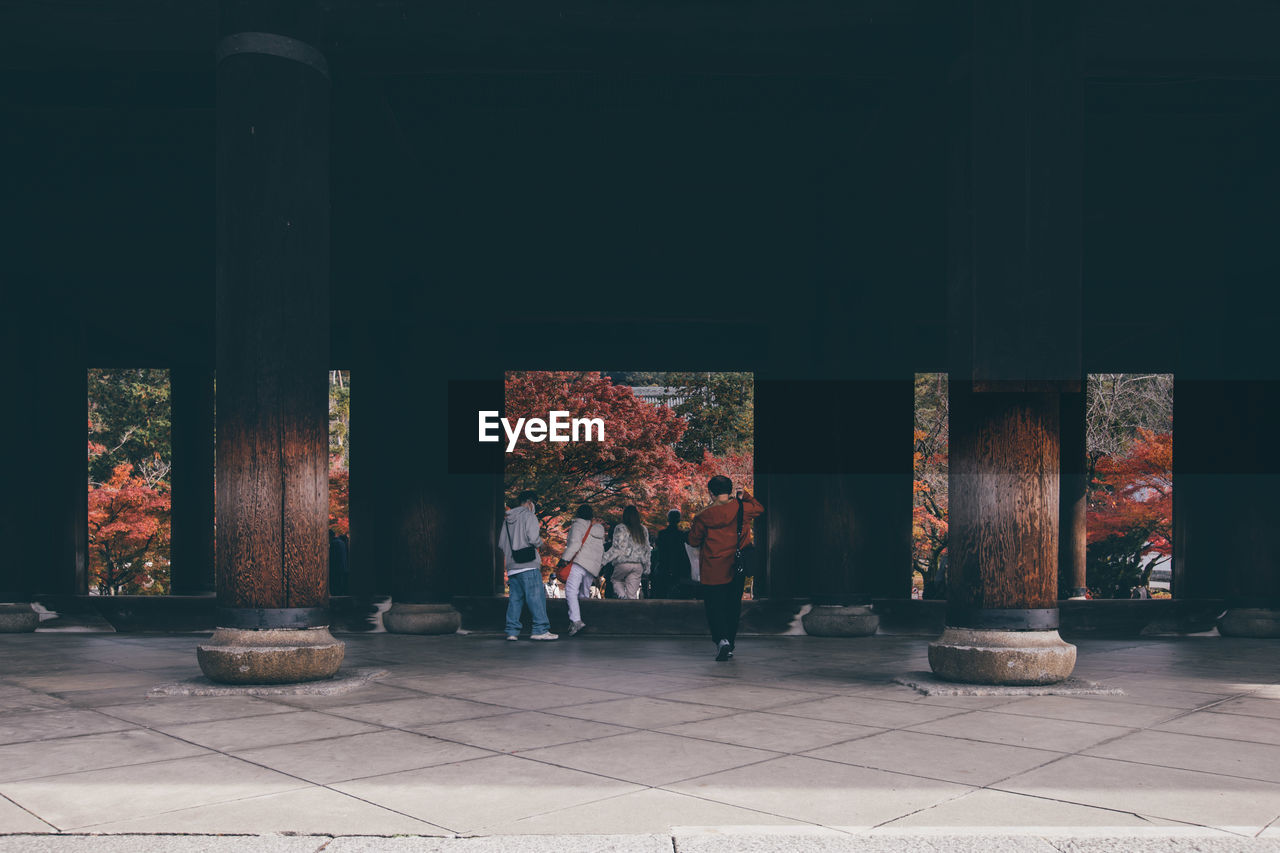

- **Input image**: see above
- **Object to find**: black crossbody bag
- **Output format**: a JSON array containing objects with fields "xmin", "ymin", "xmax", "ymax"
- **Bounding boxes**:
[
  {"xmin": 732, "ymin": 498, "xmax": 758, "ymax": 578},
  {"xmin": 505, "ymin": 517, "xmax": 537, "ymax": 564}
]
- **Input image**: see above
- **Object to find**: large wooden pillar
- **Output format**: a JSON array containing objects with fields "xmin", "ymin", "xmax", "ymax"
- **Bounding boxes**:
[
  {"xmin": 1180, "ymin": 106, "xmax": 1280, "ymax": 637},
  {"xmin": 0, "ymin": 306, "xmax": 43, "ymax": 630},
  {"xmin": 170, "ymin": 364, "xmax": 215, "ymax": 596},
  {"xmin": 929, "ymin": 0, "xmax": 1081, "ymax": 684},
  {"xmin": 369, "ymin": 326, "xmax": 463, "ymax": 634},
  {"xmin": 760, "ymin": 98, "xmax": 917, "ymax": 634},
  {"xmin": 26, "ymin": 293, "xmax": 88, "ymax": 603},
  {"xmin": 197, "ymin": 0, "xmax": 343, "ymax": 682},
  {"xmin": 1177, "ymin": 381, "xmax": 1280, "ymax": 636},
  {"xmin": 1059, "ymin": 387, "xmax": 1088, "ymax": 599}
]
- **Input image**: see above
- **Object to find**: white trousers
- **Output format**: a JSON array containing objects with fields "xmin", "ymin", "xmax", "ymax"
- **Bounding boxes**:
[{"xmin": 566, "ymin": 564, "xmax": 594, "ymax": 623}]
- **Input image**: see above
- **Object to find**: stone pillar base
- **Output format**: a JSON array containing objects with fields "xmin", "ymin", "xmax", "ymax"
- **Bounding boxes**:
[
  {"xmin": 928, "ymin": 627, "xmax": 1076, "ymax": 685},
  {"xmin": 197, "ymin": 627, "xmax": 344, "ymax": 684},
  {"xmin": 1218, "ymin": 608, "xmax": 1280, "ymax": 638},
  {"xmin": 383, "ymin": 603, "xmax": 461, "ymax": 635},
  {"xmin": 802, "ymin": 605, "xmax": 879, "ymax": 637},
  {"xmin": 0, "ymin": 603, "xmax": 39, "ymax": 633}
]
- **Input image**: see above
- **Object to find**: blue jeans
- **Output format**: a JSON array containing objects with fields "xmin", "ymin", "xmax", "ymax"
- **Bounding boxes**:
[{"xmin": 506, "ymin": 568, "xmax": 550, "ymax": 636}]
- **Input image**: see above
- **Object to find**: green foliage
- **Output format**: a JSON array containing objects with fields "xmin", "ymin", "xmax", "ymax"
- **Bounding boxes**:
[
  {"xmin": 329, "ymin": 370, "xmax": 351, "ymax": 467},
  {"xmin": 87, "ymin": 369, "xmax": 171, "ymax": 488},
  {"xmin": 665, "ymin": 372, "xmax": 754, "ymax": 463},
  {"xmin": 1086, "ymin": 528, "xmax": 1159, "ymax": 600}
]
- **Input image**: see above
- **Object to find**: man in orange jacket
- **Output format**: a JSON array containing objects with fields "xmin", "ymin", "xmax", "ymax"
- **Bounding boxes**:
[{"xmin": 687, "ymin": 475, "xmax": 764, "ymax": 661}]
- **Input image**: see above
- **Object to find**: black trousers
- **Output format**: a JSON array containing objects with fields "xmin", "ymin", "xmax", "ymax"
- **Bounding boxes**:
[{"xmin": 702, "ymin": 574, "xmax": 746, "ymax": 648}]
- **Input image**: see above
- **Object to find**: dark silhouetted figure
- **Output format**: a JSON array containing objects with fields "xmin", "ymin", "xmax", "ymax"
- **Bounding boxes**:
[
  {"xmin": 328, "ymin": 529, "xmax": 350, "ymax": 596},
  {"xmin": 653, "ymin": 510, "xmax": 692, "ymax": 599}
]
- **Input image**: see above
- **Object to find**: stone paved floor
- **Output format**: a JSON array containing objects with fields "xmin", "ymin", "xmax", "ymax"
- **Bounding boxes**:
[{"xmin": 1, "ymin": 632, "xmax": 1279, "ymax": 850}]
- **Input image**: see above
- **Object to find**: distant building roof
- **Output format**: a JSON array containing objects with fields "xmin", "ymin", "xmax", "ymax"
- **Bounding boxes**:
[{"xmin": 630, "ymin": 386, "xmax": 692, "ymax": 407}]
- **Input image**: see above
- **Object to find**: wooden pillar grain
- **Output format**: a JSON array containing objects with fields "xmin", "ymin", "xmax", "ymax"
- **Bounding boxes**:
[{"xmin": 948, "ymin": 384, "xmax": 1061, "ymax": 617}]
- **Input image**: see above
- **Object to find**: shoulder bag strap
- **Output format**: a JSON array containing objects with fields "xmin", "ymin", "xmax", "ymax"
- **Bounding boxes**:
[
  {"xmin": 505, "ymin": 515, "xmax": 526, "ymax": 551},
  {"xmin": 735, "ymin": 498, "xmax": 747, "ymax": 549}
]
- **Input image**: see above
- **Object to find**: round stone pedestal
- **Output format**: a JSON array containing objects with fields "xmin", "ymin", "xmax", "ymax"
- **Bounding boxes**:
[
  {"xmin": 197, "ymin": 627, "xmax": 344, "ymax": 684},
  {"xmin": 1218, "ymin": 608, "xmax": 1280, "ymax": 638},
  {"xmin": 928, "ymin": 628, "xmax": 1076, "ymax": 685},
  {"xmin": 0, "ymin": 603, "xmax": 39, "ymax": 633},
  {"xmin": 383, "ymin": 603, "xmax": 461, "ymax": 635},
  {"xmin": 802, "ymin": 605, "xmax": 879, "ymax": 637}
]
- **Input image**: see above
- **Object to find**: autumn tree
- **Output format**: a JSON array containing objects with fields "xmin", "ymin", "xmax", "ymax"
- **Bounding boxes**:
[
  {"xmin": 1086, "ymin": 373, "xmax": 1172, "ymax": 479},
  {"xmin": 505, "ymin": 371, "xmax": 690, "ymax": 522},
  {"xmin": 87, "ymin": 456, "xmax": 171, "ymax": 596},
  {"xmin": 328, "ymin": 371, "xmax": 351, "ymax": 535},
  {"xmin": 913, "ymin": 373, "xmax": 949, "ymax": 596},
  {"xmin": 1086, "ymin": 428, "xmax": 1172, "ymax": 597},
  {"xmin": 329, "ymin": 455, "xmax": 350, "ymax": 537},
  {"xmin": 1082, "ymin": 374, "xmax": 1173, "ymax": 598},
  {"xmin": 87, "ymin": 370, "xmax": 172, "ymax": 594}
]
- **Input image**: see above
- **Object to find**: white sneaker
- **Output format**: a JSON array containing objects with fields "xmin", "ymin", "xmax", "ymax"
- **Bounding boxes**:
[
  {"xmin": 505, "ymin": 635, "xmax": 519, "ymax": 641},
  {"xmin": 530, "ymin": 632, "xmax": 559, "ymax": 641}
]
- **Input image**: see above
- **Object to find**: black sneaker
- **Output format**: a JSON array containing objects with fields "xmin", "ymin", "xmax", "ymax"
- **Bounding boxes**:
[{"xmin": 715, "ymin": 640, "xmax": 731, "ymax": 661}]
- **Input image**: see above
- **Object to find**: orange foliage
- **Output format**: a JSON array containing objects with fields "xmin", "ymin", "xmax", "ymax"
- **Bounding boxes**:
[
  {"xmin": 87, "ymin": 462, "xmax": 171, "ymax": 595},
  {"xmin": 1087, "ymin": 429, "xmax": 1173, "ymax": 555},
  {"xmin": 329, "ymin": 455, "xmax": 350, "ymax": 536}
]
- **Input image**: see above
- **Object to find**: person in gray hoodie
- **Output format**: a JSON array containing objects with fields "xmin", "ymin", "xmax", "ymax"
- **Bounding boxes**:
[{"xmin": 498, "ymin": 490, "xmax": 558, "ymax": 641}]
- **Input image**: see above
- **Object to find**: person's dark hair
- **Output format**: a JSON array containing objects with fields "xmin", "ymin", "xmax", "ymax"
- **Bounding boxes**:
[
  {"xmin": 667, "ymin": 509, "xmax": 681, "ymax": 526},
  {"xmin": 517, "ymin": 490, "xmax": 538, "ymax": 506},
  {"xmin": 576, "ymin": 504, "xmax": 594, "ymax": 521},
  {"xmin": 708, "ymin": 475, "xmax": 733, "ymax": 496},
  {"xmin": 622, "ymin": 505, "xmax": 647, "ymax": 545}
]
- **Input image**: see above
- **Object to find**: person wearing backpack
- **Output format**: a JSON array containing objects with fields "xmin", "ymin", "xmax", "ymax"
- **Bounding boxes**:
[
  {"xmin": 687, "ymin": 476, "xmax": 763, "ymax": 661},
  {"xmin": 498, "ymin": 490, "xmax": 558, "ymax": 641},
  {"xmin": 560, "ymin": 504, "xmax": 607, "ymax": 636}
]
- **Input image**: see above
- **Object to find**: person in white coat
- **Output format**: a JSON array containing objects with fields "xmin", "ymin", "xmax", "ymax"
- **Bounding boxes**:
[
  {"xmin": 603, "ymin": 505, "xmax": 651, "ymax": 599},
  {"xmin": 560, "ymin": 504, "xmax": 607, "ymax": 636}
]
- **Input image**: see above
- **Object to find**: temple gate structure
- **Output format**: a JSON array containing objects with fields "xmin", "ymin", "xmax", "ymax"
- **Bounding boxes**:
[{"xmin": 2, "ymin": 1, "xmax": 1278, "ymax": 683}]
